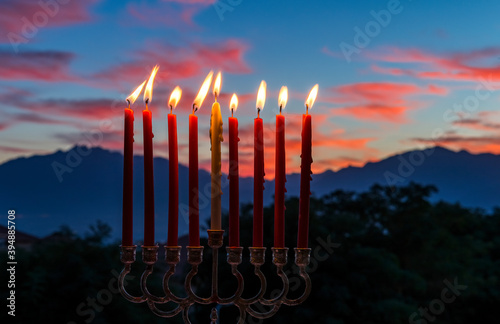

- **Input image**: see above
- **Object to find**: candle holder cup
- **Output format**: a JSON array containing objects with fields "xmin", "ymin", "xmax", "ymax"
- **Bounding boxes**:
[{"xmin": 119, "ymin": 233, "xmax": 312, "ymax": 323}]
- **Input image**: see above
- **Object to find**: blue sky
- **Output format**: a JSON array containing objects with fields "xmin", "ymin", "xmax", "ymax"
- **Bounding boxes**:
[{"xmin": 1, "ymin": 0, "xmax": 500, "ymax": 177}]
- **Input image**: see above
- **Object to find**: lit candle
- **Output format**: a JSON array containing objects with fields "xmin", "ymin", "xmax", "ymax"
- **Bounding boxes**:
[
  {"xmin": 167, "ymin": 86, "xmax": 182, "ymax": 247},
  {"xmin": 228, "ymin": 94, "xmax": 240, "ymax": 247},
  {"xmin": 210, "ymin": 72, "xmax": 223, "ymax": 230},
  {"xmin": 143, "ymin": 65, "xmax": 159, "ymax": 247},
  {"xmin": 253, "ymin": 81, "xmax": 266, "ymax": 247},
  {"xmin": 274, "ymin": 86, "xmax": 288, "ymax": 248},
  {"xmin": 122, "ymin": 80, "xmax": 146, "ymax": 246},
  {"xmin": 190, "ymin": 71, "xmax": 213, "ymax": 246},
  {"xmin": 297, "ymin": 84, "xmax": 318, "ymax": 249}
]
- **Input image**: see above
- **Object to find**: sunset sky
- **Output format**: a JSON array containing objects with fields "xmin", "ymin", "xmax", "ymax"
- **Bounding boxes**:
[{"xmin": 1, "ymin": 0, "xmax": 500, "ymax": 178}]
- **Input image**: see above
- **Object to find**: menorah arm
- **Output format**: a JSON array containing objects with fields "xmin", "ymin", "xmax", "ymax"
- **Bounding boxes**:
[
  {"xmin": 283, "ymin": 248, "xmax": 312, "ymax": 306},
  {"xmin": 163, "ymin": 246, "xmax": 187, "ymax": 303},
  {"xmin": 140, "ymin": 246, "xmax": 167, "ymax": 303},
  {"xmin": 119, "ymin": 245, "xmax": 146, "ymax": 303},
  {"xmin": 118, "ymin": 263, "xmax": 146, "ymax": 303},
  {"xmin": 239, "ymin": 247, "xmax": 267, "ymax": 305},
  {"xmin": 218, "ymin": 247, "xmax": 244, "ymax": 304},
  {"xmin": 259, "ymin": 264, "xmax": 289, "ymax": 305},
  {"xmin": 147, "ymin": 299, "xmax": 184, "ymax": 318},
  {"xmin": 185, "ymin": 246, "xmax": 212, "ymax": 304}
]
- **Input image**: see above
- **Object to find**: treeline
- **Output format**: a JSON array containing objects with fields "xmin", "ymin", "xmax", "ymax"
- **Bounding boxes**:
[{"xmin": 1, "ymin": 183, "xmax": 498, "ymax": 323}]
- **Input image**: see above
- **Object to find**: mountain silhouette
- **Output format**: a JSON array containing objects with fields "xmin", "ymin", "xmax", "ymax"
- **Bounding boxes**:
[{"xmin": 1, "ymin": 145, "xmax": 498, "ymax": 241}]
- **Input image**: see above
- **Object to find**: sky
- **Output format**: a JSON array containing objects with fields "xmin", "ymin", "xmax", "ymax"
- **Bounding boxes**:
[{"xmin": 1, "ymin": 0, "xmax": 500, "ymax": 178}]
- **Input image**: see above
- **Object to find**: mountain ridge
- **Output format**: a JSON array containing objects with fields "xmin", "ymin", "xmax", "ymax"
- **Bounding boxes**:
[{"xmin": 2, "ymin": 145, "xmax": 498, "ymax": 241}]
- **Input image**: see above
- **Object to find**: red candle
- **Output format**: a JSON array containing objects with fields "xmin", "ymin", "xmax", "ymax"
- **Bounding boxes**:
[
  {"xmin": 167, "ymin": 113, "xmax": 179, "ymax": 246},
  {"xmin": 298, "ymin": 85, "xmax": 318, "ymax": 249},
  {"xmin": 123, "ymin": 81, "xmax": 146, "ymax": 246},
  {"xmin": 143, "ymin": 108, "xmax": 155, "ymax": 246},
  {"xmin": 189, "ymin": 113, "xmax": 200, "ymax": 246},
  {"xmin": 122, "ymin": 107, "xmax": 134, "ymax": 246},
  {"xmin": 166, "ymin": 87, "xmax": 181, "ymax": 247},
  {"xmin": 143, "ymin": 65, "xmax": 159, "ymax": 247},
  {"xmin": 253, "ymin": 81, "xmax": 266, "ymax": 247},
  {"xmin": 189, "ymin": 71, "xmax": 213, "ymax": 246},
  {"xmin": 228, "ymin": 94, "xmax": 240, "ymax": 247},
  {"xmin": 274, "ymin": 86, "xmax": 288, "ymax": 248}
]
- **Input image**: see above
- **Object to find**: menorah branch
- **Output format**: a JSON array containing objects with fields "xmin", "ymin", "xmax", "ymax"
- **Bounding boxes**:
[{"xmin": 118, "ymin": 241, "xmax": 312, "ymax": 323}]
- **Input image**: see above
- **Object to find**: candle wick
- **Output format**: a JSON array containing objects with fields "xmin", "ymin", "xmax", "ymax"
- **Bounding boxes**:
[
  {"xmin": 170, "ymin": 105, "xmax": 173, "ymax": 114},
  {"xmin": 145, "ymin": 102, "xmax": 149, "ymax": 111},
  {"xmin": 280, "ymin": 105, "xmax": 282, "ymax": 115},
  {"xmin": 306, "ymin": 104, "xmax": 309, "ymax": 115},
  {"xmin": 257, "ymin": 108, "xmax": 261, "ymax": 118},
  {"xmin": 127, "ymin": 99, "xmax": 131, "ymax": 109},
  {"xmin": 231, "ymin": 108, "xmax": 234, "ymax": 118}
]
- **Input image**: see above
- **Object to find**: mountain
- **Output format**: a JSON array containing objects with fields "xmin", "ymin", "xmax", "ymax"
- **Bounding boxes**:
[{"xmin": 1, "ymin": 145, "xmax": 498, "ymax": 241}]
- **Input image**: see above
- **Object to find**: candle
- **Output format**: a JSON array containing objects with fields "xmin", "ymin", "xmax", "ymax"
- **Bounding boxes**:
[
  {"xmin": 228, "ymin": 94, "xmax": 240, "ymax": 247},
  {"xmin": 297, "ymin": 84, "xmax": 318, "ymax": 249},
  {"xmin": 122, "ymin": 81, "xmax": 146, "ymax": 246},
  {"xmin": 210, "ymin": 72, "xmax": 223, "ymax": 230},
  {"xmin": 253, "ymin": 81, "xmax": 266, "ymax": 247},
  {"xmin": 274, "ymin": 86, "xmax": 288, "ymax": 248},
  {"xmin": 190, "ymin": 71, "xmax": 213, "ymax": 246},
  {"xmin": 143, "ymin": 65, "xmax": 159, "ymax": 247},
  {"xmin": 167, "ymin": 86, "xmax": 182, "ymax": 247},
  {"xmin": 188, "ymin": 114, "xmax": 199, "ymax": 246}
]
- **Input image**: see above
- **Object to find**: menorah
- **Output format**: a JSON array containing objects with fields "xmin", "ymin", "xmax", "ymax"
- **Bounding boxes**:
[
  {"xmin": 118, "ymin": 69, "xmax": 316, "ymax": 323},
  {"xmin": 118, "ymin": 230, "xmax": 312, "ymax": 323}
]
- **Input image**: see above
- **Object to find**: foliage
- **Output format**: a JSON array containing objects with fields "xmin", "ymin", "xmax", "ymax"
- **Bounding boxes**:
[{"xmin": 1, "ymin": 183, "xmax": 499, "ymax": 323}]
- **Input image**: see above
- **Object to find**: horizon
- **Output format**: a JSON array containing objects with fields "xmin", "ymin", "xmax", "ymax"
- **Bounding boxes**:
[
  {"xmin": 2, "ymin": 143, "xmax": 496, "ymax": 178},
  {"xmin": 1, "ymin": 1, "xmax": 500, "ymax": 178}
]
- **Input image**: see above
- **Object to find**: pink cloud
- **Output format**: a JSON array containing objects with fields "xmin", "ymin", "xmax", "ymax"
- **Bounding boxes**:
[
  {"xmin": 452, "ymin": 114, "xmax": 500, "ymax": 132},
  {"xmin": 14, "ymin": 98, "xmax": 125, "ymax": 121},
  {"xmin": 369, "ymin": 46, "xmax": 500, "ymax": 83},
  {"xmin": 93, "ymin": 39, "xmax": 251, "ymax": 88},
  {"xmin": 334, "ymin": 104, "xmax": 407, "ymax": 123},
  {"xmin": 326, "ymin": 82, "xmax": 446, "ymax": 123},
  {"xmin": 226, "ymin": 114, "xmax": 378, "ymax": 177},
  {"xmin": 126, "ymin": 0, "xmax": 215, "ymax": 29},
  {"xmin": 0, "ymin": 145, "xmax": 49, "ymax": 155},
  {"xmin": 413, "ymin": 135, "xmax": 500, "ymax": 155},
  {"xmin": 0, "ymin": 0, "xmax": 97, "ymax": 43},
  {"xmin": 0, "ymin": 50, "xmax": 77, "ymax": 82}
]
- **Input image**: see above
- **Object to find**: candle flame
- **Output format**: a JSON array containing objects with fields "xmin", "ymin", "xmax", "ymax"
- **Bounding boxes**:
[
  {"xmin": 213, "ymin": 71, "xmax": 222, "ymax": 99},
  {"xmin": 126, "ymin": 80, "xmax": 146, "ymax": 104},
  {"xmin": 144, "ymin": 65, "xmax": 159, "ymax": 104},
  {"xmin": 278, "ymin": 86, "xmax": 288, "ymax": 111},
  {"xmin": 193, "ymin": 71, "xmax": 214, "ymax": 111},
  {"xmin": 230, "ymin": 93, "xmax": 238, "ymax": 111},
  {"xmin": 168, "ymin": 86, "xmax": 182, "ymax": 110},
  {"xmin": 256, "ymin": 80, "xmax": 267, "ymax": 111},
  {"xmin": 305, "ymin": 84, "xmax": 319, "ymax": 110}
]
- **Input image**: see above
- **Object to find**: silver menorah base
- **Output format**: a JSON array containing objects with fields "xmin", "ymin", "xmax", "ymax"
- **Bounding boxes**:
[{"xmin": 118, "ymin": 230, "xmax": 311, "ymax": 323}]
